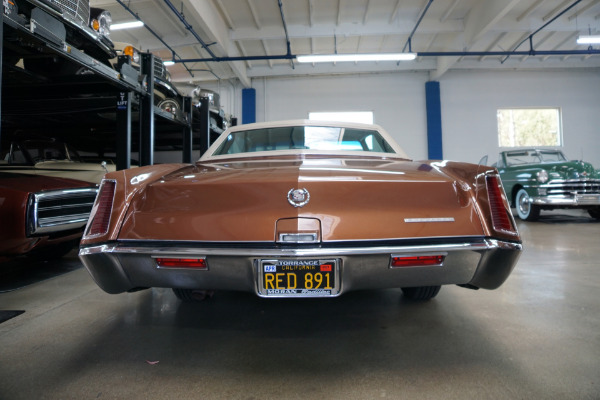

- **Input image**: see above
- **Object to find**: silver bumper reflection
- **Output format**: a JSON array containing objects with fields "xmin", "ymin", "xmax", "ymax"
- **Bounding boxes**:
[
  {"xmin": 79, "ymin": 239, "xmax": 522, "ymax": 296},
  {"xmin": 532, "ymin": 194, "xmax": 600, "ymax": 206}
]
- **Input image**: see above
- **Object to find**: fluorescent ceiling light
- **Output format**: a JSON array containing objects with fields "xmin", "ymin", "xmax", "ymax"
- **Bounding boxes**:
[
  {"xmin": 111, "ymin": 20, "xmax": 144, "ymax": 30},
  {"xmin": 296, "ymin": 53, "xmax": 417, "ymax": 63},
  {"xmin": 163, "ymin": 60, "xmax": 175, "ymax": 66},
  {"xmin": 576, "ymin": 35, "xmax": 600, "ymax": 44}
]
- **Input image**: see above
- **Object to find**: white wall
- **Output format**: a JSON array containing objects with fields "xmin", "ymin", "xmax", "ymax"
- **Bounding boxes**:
[
  {"xmin": 236, "ymin": 69, "xmax": 600, "ymax": 167},
  {"xmin": 252, "ymin": 72, "xmax": 430, "ymax": 159},
  {"xmin": 441, "ymin": 69, "xmax": 600, "ymax": 167}
]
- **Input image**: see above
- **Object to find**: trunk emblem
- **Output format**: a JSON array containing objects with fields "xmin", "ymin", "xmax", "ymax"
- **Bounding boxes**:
[{"xmin": 287, "ymin": 188, "xmax": 310, "ymax": 207}]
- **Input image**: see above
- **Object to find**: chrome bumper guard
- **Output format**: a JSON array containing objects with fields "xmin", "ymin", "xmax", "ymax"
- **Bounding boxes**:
[
  {"xmin": 79, "ymin": 239, "xmax": 522, "ymax": 296},
  {"xmin": 532, "ymin": 194, "xmax": 600, "ymax": 206}
]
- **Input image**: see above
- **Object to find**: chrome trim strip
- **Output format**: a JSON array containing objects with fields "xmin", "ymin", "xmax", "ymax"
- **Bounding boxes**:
[
  {"xmin": 117, "ymin": 234, "xmax": 484, "ymax": 245},
  {"xmin": 277, "ymin": 233, "xmax": 319, "ymax": 243},
  {"xmin": 404, "ymin": 217, "xmax": 455, "ymax": 223},
  {"xmin": 531, "ymin": 195, "xmax": 600, "ymax": 206},
  {"xmin": 80, "ymin": 239, "xmax": 520, "ymax": 258},
  {"xmin": 540, "ymin": 179, "xmax": 600, "ymax": 185}
]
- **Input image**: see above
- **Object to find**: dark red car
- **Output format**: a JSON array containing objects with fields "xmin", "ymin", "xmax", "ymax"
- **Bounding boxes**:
[{"xmin": 0, "ymin": 172, "xmax": 98, "ymax": 262}]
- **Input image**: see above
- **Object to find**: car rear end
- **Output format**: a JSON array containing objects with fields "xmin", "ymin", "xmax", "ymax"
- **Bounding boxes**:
[{"xmin": 79, "ymin": 159, "xmax": 521, "ymax": 297}]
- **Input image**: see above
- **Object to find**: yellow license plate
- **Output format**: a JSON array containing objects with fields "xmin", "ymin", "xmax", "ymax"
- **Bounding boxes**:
[{"xmin": 259, "ymin": 259, "xmax": 339, "ymax": 297}]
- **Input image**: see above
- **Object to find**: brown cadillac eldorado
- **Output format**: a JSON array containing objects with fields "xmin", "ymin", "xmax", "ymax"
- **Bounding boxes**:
[{"xmin": 79, "ymin": 120, "xmax": 522, "ymax": 302}]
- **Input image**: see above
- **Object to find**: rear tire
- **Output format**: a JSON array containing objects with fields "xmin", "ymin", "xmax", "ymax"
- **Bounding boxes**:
[
  {"xmin": 172, "ymin": 288, "xmax": 214, "ymax": 303},
  {"xmin": 401, "ymin": 286, "xmax": 441, "ymax": 301},
  {"xmin": 515, "ymin": 188, "xmax": 540, "ymax": 221},
  {"xmin": 589, "ymin": 208, "xmax": 600, "ymax": 220}
]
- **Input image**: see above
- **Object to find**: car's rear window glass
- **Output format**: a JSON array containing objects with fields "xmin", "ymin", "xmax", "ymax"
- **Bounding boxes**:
[{"xmin": 213, "ymin": 126, "xmax": 396, "ymax": 156}]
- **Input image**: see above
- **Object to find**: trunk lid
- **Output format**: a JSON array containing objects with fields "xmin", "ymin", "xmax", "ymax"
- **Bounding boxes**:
[{"xmin": 118, "ymin": 156, "xmax": 484, "ymax": 242}]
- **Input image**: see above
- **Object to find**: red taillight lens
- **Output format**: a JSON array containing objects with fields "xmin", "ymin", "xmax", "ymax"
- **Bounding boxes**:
[
  {"xmin": 156, "ymin": 258, "xmax": 207, "ymax": 269},
  {"xmin": 391, "ymin": 255, "xmax": 445, "ymax": 268},
  {"xmin": 486, "ymin": 175, "xmax": 515, "ymax": 233},
  {"xmin": 87, "ymin": 180, "xmax": 116, "ymax": 237}
]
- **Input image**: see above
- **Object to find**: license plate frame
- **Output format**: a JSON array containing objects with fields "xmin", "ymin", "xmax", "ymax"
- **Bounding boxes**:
[{"xmin": 257, "ymin": 258, "xmax": 340, "ymax": 297}]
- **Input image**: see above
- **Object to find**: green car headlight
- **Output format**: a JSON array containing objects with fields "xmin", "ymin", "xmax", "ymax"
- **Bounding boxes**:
[{"xmin": 536, "ymin": 170, "xmax": 549, "ymax": 183}]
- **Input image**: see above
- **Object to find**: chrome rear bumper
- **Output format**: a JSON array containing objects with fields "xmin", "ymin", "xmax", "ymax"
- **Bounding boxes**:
[{"xmin": 79, "ymin": 239, "xmax": 522, "ymax": 296}]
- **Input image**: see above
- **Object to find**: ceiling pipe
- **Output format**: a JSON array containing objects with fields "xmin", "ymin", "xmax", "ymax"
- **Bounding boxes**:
[
  {"xmin": 402, "ymin": 0, "xmax": 434, "ymax": 54},
  {"xmin": 115, "ymin": 0, "xmax": 195, "ymax": 78},
  {"xmin": 418, "ymin": 49, "xmax": 600, "ymax": 57},
  {"xmin": 277, "ymin": 0, "xmax": 294, "ymax": 69},
  {"xmin": 501, "ymin": 0, "xmax": 583, "ymax": 63},
  {"xmin": 170, "ymin": 55, "xmax": 296, "ymax": 63},
  {"xmin": 162, "ymin": 0, "xmax": 217, "ymax": 59},
  {"xmin": 168, "ymin": 48, "xmax": 600, "ymax": 63}
]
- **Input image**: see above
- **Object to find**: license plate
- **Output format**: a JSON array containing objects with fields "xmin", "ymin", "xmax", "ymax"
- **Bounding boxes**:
[{"xmin": 258, "ymin": 259, "xmax": 339, "ymax": 297}]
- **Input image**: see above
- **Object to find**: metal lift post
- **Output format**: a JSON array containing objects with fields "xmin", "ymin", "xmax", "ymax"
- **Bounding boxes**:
[{"xmin": 140, "ymin": 53, "xmax": 155, "ymax": 166}]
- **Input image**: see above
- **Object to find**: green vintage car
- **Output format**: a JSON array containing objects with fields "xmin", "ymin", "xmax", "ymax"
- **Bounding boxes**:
[{"xmin": 495, "ymin": 149, "xmax": 600, "ymax": 221}]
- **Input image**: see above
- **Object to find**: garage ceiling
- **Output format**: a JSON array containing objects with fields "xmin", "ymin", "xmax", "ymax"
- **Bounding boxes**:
[{"xmin": 90, "ymin": 0, "xmax": 600, "ymax": 86}]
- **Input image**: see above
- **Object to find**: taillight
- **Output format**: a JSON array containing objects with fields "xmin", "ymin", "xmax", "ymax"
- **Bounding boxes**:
[
  {"xmin": 156, "ymin": 258, "xmax": 207, "ymax": 269},
  {"xmin": 486, "ymin": 175, "xmax": 516, "ymax": 234},
  {"xmin": 391, "ymin": 255, "xmax": 445, "ymax": 268},
  {"xmin": 86, "ymin": 180, "xmax": 116, "ymax": 237}
]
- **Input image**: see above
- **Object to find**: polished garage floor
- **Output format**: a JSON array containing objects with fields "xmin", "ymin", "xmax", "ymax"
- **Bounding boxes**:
[{"xmin": 0, "ymin": 210, "xmax": 598, "ymax": 399}]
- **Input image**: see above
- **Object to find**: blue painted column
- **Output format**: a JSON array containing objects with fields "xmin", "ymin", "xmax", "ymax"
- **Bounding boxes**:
[
  {"xmin": 242, "ymin": 88, "xmax": 256, "ymax": 124},
  {"xmin": 425, "ymin": 81, "xmax": 443, "ymax": 160}
]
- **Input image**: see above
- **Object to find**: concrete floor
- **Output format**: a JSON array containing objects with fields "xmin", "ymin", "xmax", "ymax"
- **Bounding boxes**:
[{"xmin": 0, "ymin": 210, "xmax": 598, "ymax": 399}]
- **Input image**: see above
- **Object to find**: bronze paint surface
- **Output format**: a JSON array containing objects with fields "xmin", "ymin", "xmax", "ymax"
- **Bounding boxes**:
[{"xmin": 110, "ymin": 156, "xmax": 496, "ymax": 243}]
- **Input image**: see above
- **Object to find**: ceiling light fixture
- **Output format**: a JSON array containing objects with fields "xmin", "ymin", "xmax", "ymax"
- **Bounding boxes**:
[
  {"xmin": 111, "ymin": 20, "xmax": 145, "ymax": 30},
  {"xmin": 576, "ymin": 35, "xmax": 600, "ymax": 44},
  {"xmin": 296, "ymin": 53, "xmax": 417, "ymax": 63},
  {"xmin": 163, "ymin": 60, "xmax": 175, "ymax": 66}
]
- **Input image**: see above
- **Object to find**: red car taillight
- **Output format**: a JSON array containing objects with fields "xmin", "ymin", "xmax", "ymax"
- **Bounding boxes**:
[
  {"xmin": 155, "ymin": 258, "xmax": 208, "ymax": 269},
  {"xmin": 87, "ymin": 180, "xmax": 116, "ymax": 237},
  {"xmin": 485, "ymin": 175, "xmax": 516, "ymax": 234},
  {"xmin": 391, "ymin": 255, "xmax": 445, "ymax": 268}
]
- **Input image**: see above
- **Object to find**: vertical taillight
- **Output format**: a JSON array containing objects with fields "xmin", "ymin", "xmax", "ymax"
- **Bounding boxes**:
[
  {"xmin": 485, "ymin": 175, "xmax": 516, "ymax": 234},
  {"xmin": 86, "ymin": 180, "xmax": 116, "ymax": 237}
]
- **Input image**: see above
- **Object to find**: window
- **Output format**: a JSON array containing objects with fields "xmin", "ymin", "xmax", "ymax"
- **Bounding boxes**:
[
  {"xmin": 497, "ymin": 108, "xmax": 562, "ymax": 147},
  {"xmin": 213, "ymin": 125, "xmax": 395, "ymax": 155},
  {"xmin": 309, "ymin": 111, "xmax": 373, "ymax": 124},
  {"xmin": 503, "ymin": 149, "xmax": 567, "ymax": 166}
]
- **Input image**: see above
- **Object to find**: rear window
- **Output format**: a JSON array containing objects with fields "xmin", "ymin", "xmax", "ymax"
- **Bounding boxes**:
[{"xmin": 213, "ymin": 126, "xmax": 396, "ymax": 156}]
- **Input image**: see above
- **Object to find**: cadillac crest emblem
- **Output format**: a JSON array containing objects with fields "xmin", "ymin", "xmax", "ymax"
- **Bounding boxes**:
[{"xmin": 287, "ymin": 188, "xmax": 310, "ymax": 208}]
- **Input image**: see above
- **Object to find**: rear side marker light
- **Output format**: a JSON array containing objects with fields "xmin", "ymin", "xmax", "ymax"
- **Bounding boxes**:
[
  {"xmin": 391, "ymin": 255, "xmax": 445, "ymax": 268},
  {"xmin": 87, "ymin": 180, "xmax": 116, "ymax": 237},
  {"xmin": 156, "ymin": 258, "xmax": 207, "ymax": 269},
  {"xmin": 486, "ymin": 175, "xmax": 516, "ymax": 234}
]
